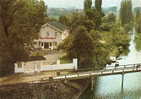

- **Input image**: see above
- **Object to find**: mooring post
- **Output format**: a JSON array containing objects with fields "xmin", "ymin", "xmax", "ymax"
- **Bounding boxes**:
[
  {"xmin": 91, "ymin": 77, "xmax": 94, "ymax": 91},
  {"xmin": 64, "ymin": 75, "xmax": 67, "ymax": 83},
  {"xmin": 121, "ymin": 72, "xmax": 124, "ymax": 97},
  {"xmin": 121, "ymin": 73, "xmax": 124, "ymax": 92}
]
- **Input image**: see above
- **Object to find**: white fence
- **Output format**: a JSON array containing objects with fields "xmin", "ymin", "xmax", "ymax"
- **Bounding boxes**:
[{"xmin": 15, "ymin": 58, "xmax": 78, "ymax": 73}]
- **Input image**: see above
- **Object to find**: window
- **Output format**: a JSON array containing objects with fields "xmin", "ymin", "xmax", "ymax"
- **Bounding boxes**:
[
  {"xmin": 42, "ymin": 43, "xmax": 44, "ymax": 46},
  {"xmin": 17, "ymin": 63, "xmax": 22, "ymax": 68}
]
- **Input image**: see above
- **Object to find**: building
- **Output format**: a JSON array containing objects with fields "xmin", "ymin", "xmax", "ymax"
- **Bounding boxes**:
[
  {"xmin": 34, "ymin": 21, "xmax": 69, "ymax": 50},
  {"xmin": 14, "ymin": 56, "xmax": 46, "ymax": 73}
]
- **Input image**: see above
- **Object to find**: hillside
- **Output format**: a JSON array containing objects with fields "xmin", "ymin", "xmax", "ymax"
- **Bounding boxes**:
[
  {"xmin": 47, "ymin": 7, "xmax": 118, "ymax": 20},
  {"xmin": 103, "ymin": 6, "xmax": 117, "ymax": 14},
  {"xmin": 48, "ymin": 8, "xmax": 82, "ymax": 19},
  {"xmin": 134, "ymin": 7, "xmax": 141, "ymax": 13}
]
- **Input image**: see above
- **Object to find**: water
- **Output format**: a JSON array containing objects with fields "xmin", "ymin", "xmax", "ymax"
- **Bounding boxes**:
[
  {"xmin": 81, "ymin": 29, "xmax": 141, "ymax": 98},
  {"xmin": 117, "ymin": 29, "xmax": 141, "ymax": 65},
  {"xmin": 95, "ymin": 29, "xmax": 141, "ymax": 97}
]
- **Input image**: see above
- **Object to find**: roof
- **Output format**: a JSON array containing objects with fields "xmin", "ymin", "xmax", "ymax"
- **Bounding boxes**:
[
  {"xmin": 40, "ymin": 37, "xmax": 56, "ymax": 39},
  {"xmin": 48, "ymin": 21, "xmax": 67, "ymax": 31},
  {"xmin": 17, "ymin": 56, "xmax": 46, "ymax": 62}
]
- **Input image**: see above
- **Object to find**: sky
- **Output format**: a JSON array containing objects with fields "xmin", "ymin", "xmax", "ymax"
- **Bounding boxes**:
[{"xmin": 44, "ymin": 0, "xmax": 141, "ymax": 9}]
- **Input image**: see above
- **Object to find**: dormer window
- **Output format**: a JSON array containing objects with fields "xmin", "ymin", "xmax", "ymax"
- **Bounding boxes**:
[{"xmin": 55, "ymin": 32, "xmax": 57, "ymax": 37}]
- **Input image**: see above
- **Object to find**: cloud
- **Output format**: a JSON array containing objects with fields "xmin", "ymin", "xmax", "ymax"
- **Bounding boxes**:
[
  {"xmin": 44, "ymin": 0, "xmax": 141, "ymax": 9},
  {"xmin": 44, "ymin": 0, "xmax": 84, "ymax": 9},
  {"xmin": 133, "ymin": 0, "xmax": 141, "ymax": 7}
]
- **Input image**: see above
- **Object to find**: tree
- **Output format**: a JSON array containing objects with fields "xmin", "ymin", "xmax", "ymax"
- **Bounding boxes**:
[
  {"xmin": 101, "ymin": 13, "xmax": 116, "ymax": 31},
  {"xmin": 60, "ymin": 26, "xmax": 95, "ymax": 68},
  {"xmin": 71, "ymin": 26, "xmax": 95, "ymax": 68},
  {"xmin": 95, "ymin": 0, "xmax": 102, "ymax": 14},
  {"xmin": 120, "ymin": 0, "xmax": 133, "ymax": 26},
  {"xmin": 94, "ymin": 0, "xmax": 103, "ymax": 29},
  {"xmin": 0, "ymin": 0, "xmax": 47, "ymax": 76},
  {"xmin": 135, "ymin": 9, "xmax": 141, "ymax": 33},
  {"xmin": 136, "ymin": 17, "xmax": 141, "ymax": 33},
  {"xmin": 59, "ymin": 15, "xmax": 70, "ymax": 26},
  {"xmin": 103, "ymin": 13, "xmax": 116, "ymax": 23},
  {"xmin": 84, "ymin": 0, "xmax": 92, "ymax": 15},
  {"xmin": 135, "ymin": 9, "xmax": 140, "ymax": 20},
  {"xmin": 64, "ymin": 12, "xmax": 96, "ymax": 33}
]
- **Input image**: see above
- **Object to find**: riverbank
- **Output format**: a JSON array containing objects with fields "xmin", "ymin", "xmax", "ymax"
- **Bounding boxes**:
[
  {"xmin": 79, "ymin": 77, "xmax": 97, "ymax": 99},
  {"xmin": 0, "ymin": 79, "xmax": 90, "ymax": 99}
]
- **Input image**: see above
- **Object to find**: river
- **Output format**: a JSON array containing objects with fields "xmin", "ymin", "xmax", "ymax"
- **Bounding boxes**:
[{"xmin": 80, "ymin": 29, "xmax": 141, "ymax": 99}]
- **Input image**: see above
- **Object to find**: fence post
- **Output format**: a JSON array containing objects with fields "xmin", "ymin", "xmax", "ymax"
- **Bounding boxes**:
[
  {"xmin": 121, "ymin": 71, "xmax": 124, "ymax": 96},
  {"xmin": 73, "ymin": 58, "xmax": 78, "ymax": 71},
  {"xmin": 57, "ymin": 60, "xmax": 60, "ymax": 65},
  {"xmin": 134, "ymin": 64, "xmax": 136, "ymax": 71},
  {"xmin": 64, "ymin": 75, "xmax": 67, "ymax": 83},
  {"xmin": 91, "ymin": 77, "xmax": 94, "ymax": 91}
]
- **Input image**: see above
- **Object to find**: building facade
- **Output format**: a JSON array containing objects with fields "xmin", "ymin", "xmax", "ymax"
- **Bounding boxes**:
[{"xmin": 34, "ymin": 21, "xmax": 69, "ymax": 50}]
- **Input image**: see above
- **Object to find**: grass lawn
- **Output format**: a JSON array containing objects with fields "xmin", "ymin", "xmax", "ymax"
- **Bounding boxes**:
[{"xmin": 135, "ymin": 33, "xmax": 141, "ymax": 51}]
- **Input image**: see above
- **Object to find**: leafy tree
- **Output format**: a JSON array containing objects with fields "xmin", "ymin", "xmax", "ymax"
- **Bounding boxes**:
[
  {"xmin": 60, "ymin": 26, "xmax": 95, "ymax": 68},
  {"xmin": 101, "ymin": 13, "xmax": 116, "ymax": 31},
  {"xmin": 0, "ymin": 0, "xmax": 47, "ymax": 76},
  {"xmin": 63, "ymin": 12, "xmax": 96, "ymax": 33},
  {"xmin": 89, "ymin": 30, "xmax": 110, "ymax": 69},
  {"xmin": 70, "ymin": 26, "xmax": 95, "ymax": 68},
  {"xmin": 59, "ymin": 15, "xmax": 69, "ymax": 26},
  {"xmin": 103, "ymin": 13, "xmax": 116, "ymax": 23}
]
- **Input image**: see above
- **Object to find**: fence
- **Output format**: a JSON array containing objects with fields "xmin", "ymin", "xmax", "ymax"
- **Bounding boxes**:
[{"xmin": 15, "ymin": 58, "xmax": 78, "ymax": 73}]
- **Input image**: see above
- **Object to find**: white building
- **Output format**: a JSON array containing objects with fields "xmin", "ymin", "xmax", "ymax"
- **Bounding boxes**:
[{"xmin": 34, "ymin": 21, "xmax": 69, "ymax": 50}]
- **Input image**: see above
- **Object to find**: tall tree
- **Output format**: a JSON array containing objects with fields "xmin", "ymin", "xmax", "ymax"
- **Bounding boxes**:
[
  {"xmin": 120, "ymin": 0, "xmax": 133, "ymax": 26},
  {"xmin": 95, "ymin": 0, "xmax": 102, "ymax": 14},
  {"xmin": 84, "ymin": 0, "xmax": 92, "ymax": 15},
  {"xmin": 135, "ymin": 12, "xmax": 141, "ymax": 33},
  {"xmin": 95, "ymin": 0, "xmax": 103, "ymax": 29},
  {"xmin": 0, "ymin": 0, "xmax": 47, "ymax": 76}
]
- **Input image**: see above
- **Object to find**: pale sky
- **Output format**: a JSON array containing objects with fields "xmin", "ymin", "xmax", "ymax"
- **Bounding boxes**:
[{"xmin": 44, "ymin": 0, "xmax": 141, "ymax": 9}]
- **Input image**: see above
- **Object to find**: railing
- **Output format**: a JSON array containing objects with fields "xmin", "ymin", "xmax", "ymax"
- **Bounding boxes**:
[
  {"xmin": 53, "ymin": 63, "xmax": 141, "ymax": 81},
  {"xmin": 77, "ymin": 63, "xmax": 141, "ymax": 72},
  {"xmin": 28, "ymin": 63, "xmax": 141, "ymax": 83},
  {"xmin": 92, "ymin": 95, "xmax": 141, "ymax": 99},
  {"xmin": 11, "ymin": 63, "xmax": 141, "ymax": 85}
]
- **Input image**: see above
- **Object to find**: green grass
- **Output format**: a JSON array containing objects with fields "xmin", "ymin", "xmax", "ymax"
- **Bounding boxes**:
[
  {"xmin": 135, "ymin": 33, "xmax": 141, "ymax": 51},
  {"xmin": 48, "ymin": 15, "xmax": 60, "ymax": 20},
  {"xmin": 59, "ymin": 56, "xmax": 72, "ymax": 64}
]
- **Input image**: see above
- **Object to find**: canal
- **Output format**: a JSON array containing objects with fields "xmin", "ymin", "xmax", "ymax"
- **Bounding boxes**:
[{"xmin": 80, "ymin": 29, "xmax": 141, "ymax": 98}]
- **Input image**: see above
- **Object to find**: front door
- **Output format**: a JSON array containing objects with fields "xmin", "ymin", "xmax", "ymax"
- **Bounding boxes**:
[{"xmin": 44, "ymin": 42, "xmax": 49, "ymax": 49}]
